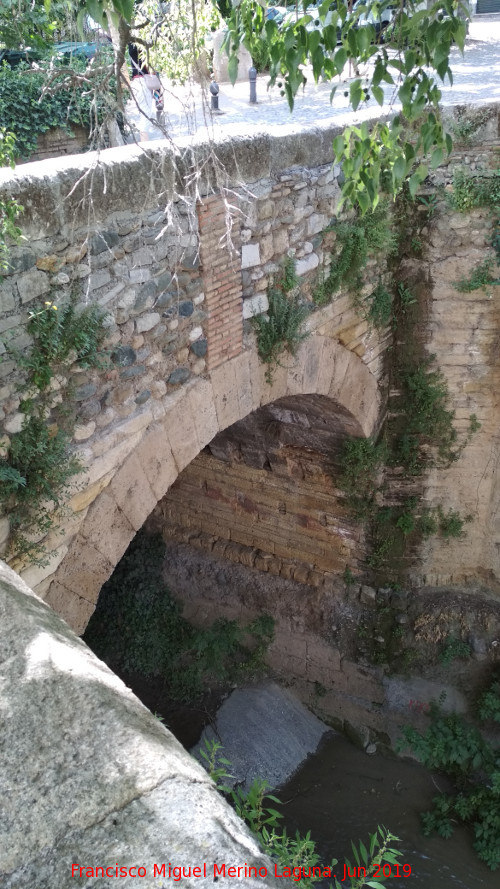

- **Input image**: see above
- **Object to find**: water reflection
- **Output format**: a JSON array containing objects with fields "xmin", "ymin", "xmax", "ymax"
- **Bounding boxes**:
[{"xmin": 276, "ymin": 733, "xmax": 496, "ymax": 888}]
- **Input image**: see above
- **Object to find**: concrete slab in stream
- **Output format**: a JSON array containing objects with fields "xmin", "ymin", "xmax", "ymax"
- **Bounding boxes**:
[{"xmin": 192, "ymin": 681, "xmax": 331, "ymax": 791}]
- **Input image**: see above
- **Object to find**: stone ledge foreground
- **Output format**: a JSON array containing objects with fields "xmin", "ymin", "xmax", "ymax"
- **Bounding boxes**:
[{"xmin": 0, "ymin": 561, "xmax": 282, "ymax": 889}]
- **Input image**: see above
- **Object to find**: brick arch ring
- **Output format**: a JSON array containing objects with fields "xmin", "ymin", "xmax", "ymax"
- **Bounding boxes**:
[{"xmin": 40, "ymin": 333, "xmax": 381, "ymax": 635}]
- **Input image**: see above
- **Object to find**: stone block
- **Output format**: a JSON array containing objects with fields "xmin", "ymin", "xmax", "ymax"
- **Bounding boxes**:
[
  {"xmin": 43, "ymin": 580, "xmax": 97, "ymax": 635},
  {"xmin": 232, "ymin": 350, "xmax": 254, "ymax": 420},
  {"xmin": 243, "ymin": 293, "xmax": 269, "ymax": 319},
  {"xmin": 136, "ymin": 312, "xmax": 160, "ymax": 333},
  {"xmin": 241, "ymin": 243, "xmax": 261, "ymax": 269},
  {"xmin": 17, "ymin": 269, "xmax": 50, "ymax": 303},
  {"xmin": 88, "ymin": 269, "xmax": 111, "ymax": 292},
  {"xmin": 80, "ymin": 490, "xmax": 135, "ymax": 567},
  {"xmin": 69, "ymin": 472, "xmax": 114, "ymax": 513},
  {"xmin": 3, "ymin": 412, "xmax": 24, "ymax": 434},
  {"xmin": 129, "ymin": 268, "xmax": 151, "ymax": 284},
  {"xmin": 360, "ymin": 584, "xmax": 377, "ymax": 606},
  {"xmin": 296, "ymin": 253, "xmax": 319, "ymax": 276},
  {"xmin": 109, "ymin": 450, "xmax": 157, "ymax": 531},
  {"xmin": 91, "ymin": 408, "xmax": 153, "ymax": 458},
  {"xmin": 273, "ymin": 229, "xmax": 289, "ymax": 255},
  {"xmin": 139, "ymin": 422, "xmax": 179, "ymax": 500},
  {"xmin": 90, "ymin": 230, "xmax": 120, "ymax": 255},
  {"xmin": 54, "ymin": 537, "xmax": 114, "ymax": 604},
  {"xmin": 307, "ymin": 213, "xmax": 327, "ymax": 236},
  {"xmin": 0, "ymin": 280, "xmax": 15, "ymax": 312},
  {"xmin": 186, "ymin": 378, "xmax": 219, "ymax": 449},
  {"xmin": 164, "ymin": 390, "xmax": 201, "ymax": 472},
  {"xmin": 84, "ymin": 430, "xmax": 144, "ymax": 487},
  {"xmin": 260, "ymin": 233, "xmax": 274, "ymax": 264},
  {"xmin": 20, "ymin": 545, "xmax": 69, "ymax": 592},
  {"xmin": 73, "ymin": 421, "xmax": 96, "ymax": 442},
  {"xmin": 210, "ymin": 361, "xmax": 242, "ymax": 431}
]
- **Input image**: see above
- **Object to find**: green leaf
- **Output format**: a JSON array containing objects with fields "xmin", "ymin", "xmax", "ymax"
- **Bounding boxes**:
[
  {"xmin": 371, "ymin": 85, "xmax": 384, "ymax": 106},
  {"xmin": 393, "ymin": 155, "xmax": 406, "ymax": 183},
  {"xmin": 227, "ymin": 54, "xmax": 239, "ymax": 86},
  {"xmin": 430, "ymin": 147, "xmax": 444, "ymax": 169},
  {"xmin": 334, "ymin": 47, "xmax": 347, "ymax": 73},
  {"xmin": 359, "ymin": 840, "xmax": 368, "ymax": 865},
  {"xmin": 349, "ymin": 78, "xmax": 363, "ymax": 112}
]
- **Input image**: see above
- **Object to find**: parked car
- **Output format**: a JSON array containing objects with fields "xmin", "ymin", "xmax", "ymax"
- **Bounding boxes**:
[{"xmin": 0, "ymin": 47, "xmax": 43, "ymax": 67}]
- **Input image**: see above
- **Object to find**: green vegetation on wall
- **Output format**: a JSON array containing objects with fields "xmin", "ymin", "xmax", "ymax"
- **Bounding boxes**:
[
  {"xmin": 313, "ymin": 204, "xmax": 395, "ymax": 313},
  {"xmin": 252, "ymin": 256, "xmax": 310, "ymax": 384},
  {"xmin": 447, "ymin": 169, "xmax": 500, "ymax": 297},
  {"xmin": 0, "ymin": 128, "xmax": 22, "ymax": 269},
  {"xmin": 0, "ymin": 299, "xmax": 107, "ymax": 564},
  {"xmin": 336, "ymin": 187, "xmax": 479, "ymax": 578},
  {"xmin": 0, "ymin": 56, "xmax": 116, "ymax": 159}
]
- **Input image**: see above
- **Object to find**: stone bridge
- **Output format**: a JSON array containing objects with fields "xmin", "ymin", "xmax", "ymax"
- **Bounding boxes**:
[
  {"xmin": 0, "ymin": 124, "xmax": 387, "ymax": 635},
  {"xmin": 1, "ymin": 106, "xmax": 500, "ymax": 644},
  {"xmin": 2, "ymin": 105, "xmax": 500, "ymax": 889}
]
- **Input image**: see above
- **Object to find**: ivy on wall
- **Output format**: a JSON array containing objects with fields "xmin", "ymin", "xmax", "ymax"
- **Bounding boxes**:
[
  {"xmin": 336, "ymin": 186, "xmax": 480, "ymax": 578},
  {"xmin": 0, "ymin": 54, "xmax": 116, "ymax": 159},
  {"xmin": 0, "ymin": 299, "xmax": 107, "ymax": 565}
]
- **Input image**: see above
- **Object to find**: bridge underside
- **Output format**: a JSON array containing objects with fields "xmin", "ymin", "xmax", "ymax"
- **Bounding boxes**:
[{"xmin": 149, "ymin": 393, "xmax": 365, "ymax": 585}]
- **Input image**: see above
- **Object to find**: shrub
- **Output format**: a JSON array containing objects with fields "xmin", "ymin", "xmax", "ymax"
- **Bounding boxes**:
[
  {"xmin": 399, "ymin": 704, "xmax": 500, "ymax": 870},
  {"xmin": 84, "ymin": 530, "xmax": 275, "ymax": 701},
  {"xmin": 0, "ymin": 299, "xmax": 108, "ymax": 563},
  {"xmin": 0, "ymin": 52, "xmax": 116, "ymax": 159}
]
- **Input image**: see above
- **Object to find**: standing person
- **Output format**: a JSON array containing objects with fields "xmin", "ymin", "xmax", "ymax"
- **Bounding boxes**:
[{"xmin": 128, "ymin": 42, "xmax": 164, "ymax": 135}]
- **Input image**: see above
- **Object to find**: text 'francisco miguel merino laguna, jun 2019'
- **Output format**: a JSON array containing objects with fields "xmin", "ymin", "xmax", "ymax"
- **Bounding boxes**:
[{"xmin": 71, "ymin": 861, "xmax": 413, "ymax": 881}]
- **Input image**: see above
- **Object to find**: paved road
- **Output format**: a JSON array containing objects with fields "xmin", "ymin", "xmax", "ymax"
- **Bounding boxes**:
[{"xmin": 127, "ymin": 17, "xmax": 500, "ymax": 143}]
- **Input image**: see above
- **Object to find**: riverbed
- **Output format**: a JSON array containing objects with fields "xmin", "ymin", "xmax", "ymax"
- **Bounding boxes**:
[{"xmin": 276, "ymin": 732, "xmax": 497, "ymax": 888}]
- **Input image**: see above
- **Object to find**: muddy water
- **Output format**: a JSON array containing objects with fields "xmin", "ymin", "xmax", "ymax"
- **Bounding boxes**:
[{"xmin": 276, "ymin": 733, "xmax": 497, "ymax": 888}]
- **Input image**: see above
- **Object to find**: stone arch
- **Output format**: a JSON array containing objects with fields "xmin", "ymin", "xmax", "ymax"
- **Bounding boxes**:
[{"xmin": 42, "ymin": 333, "xmax": 381, "ymax": 634}]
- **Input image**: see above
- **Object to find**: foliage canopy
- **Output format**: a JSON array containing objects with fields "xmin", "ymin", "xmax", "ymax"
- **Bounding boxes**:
[{"xmin": 225, "ymin": 0, "xmax": 468, "ymax": 212}]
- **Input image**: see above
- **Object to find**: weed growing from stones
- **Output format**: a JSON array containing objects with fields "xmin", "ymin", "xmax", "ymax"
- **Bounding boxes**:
[
  {"xmin": 313, "ymin": 204, "xmax": 395, "ymax": 306},
  {"xmin": 454, "ymin": 255, "xmax": 500, "ymax": 296},
  {"xmin": 448, "ymin": 169, "xmax": 500, "ymax": 214},
  {"xmin": 439, "ymin": 635, "xmax": 472, "ymax": 665},
  {"xmin": 0, "ymin": 298, "xmax": 108, "ymax": 565},
  {"xmin": 252, "ymin": 257, "xmax": 309, "ymax": 384},
  {"xmin": 450, "ymin": 108, "xmax": 494, "ymax": 147}
]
